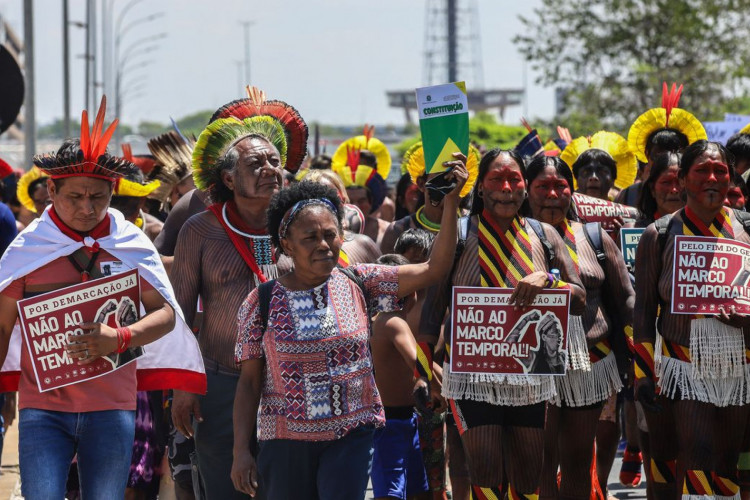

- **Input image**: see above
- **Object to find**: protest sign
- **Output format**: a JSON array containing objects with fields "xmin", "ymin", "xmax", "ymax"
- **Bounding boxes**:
[
  {"xmin": 572, "ymin": 193, "xmax": 639, "ymax": 234},
  {"xmin": 671, "ymin": 235, "xmax": 750, "ymax": 315},
  {"xmin": 450, "ymin": 287, "xmax": 570, "ymax": 376},
  {"xmin": 620, "ymin": 227, "xmax": 645, "ymax": 268},
  {"xmin": 415, "ymin": 81, "xmax": 469, "ymax": 175},
  {"xmin": 17, "ymin": 268, "xmax": 143, "ymax": 392}
]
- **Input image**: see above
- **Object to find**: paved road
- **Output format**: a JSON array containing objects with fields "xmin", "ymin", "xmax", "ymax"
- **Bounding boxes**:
[{"xmin": 0, "ymin": 416, "xmax": 646, "ymax": 500}]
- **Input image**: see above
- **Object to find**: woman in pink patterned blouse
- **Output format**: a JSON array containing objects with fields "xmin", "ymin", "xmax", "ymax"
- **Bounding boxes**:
[{"xmin": 231, "ymin": 156, "xmax": 468, "ymax": 499}]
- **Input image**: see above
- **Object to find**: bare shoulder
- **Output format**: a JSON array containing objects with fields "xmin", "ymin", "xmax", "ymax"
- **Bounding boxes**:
[{"xmin": 372, "ymin": 311, "xmax": 410, "ymax": 340}]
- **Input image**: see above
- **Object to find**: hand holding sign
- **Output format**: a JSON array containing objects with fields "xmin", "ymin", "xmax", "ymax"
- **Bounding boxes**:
[
  {"xmin": 509, "ymin": 272, "xmax": 549, "ymax": 308},
  {"xmin": 69, "ymin": 321, "xmax": 119, "ymax": 365}
]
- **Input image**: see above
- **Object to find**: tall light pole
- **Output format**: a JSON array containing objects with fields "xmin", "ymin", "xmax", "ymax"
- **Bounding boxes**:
[
  {"xmin": 23, "ymin": 0, "xmax": 35, "ymax": 160},
  {"xmin": 62, "ymin": 0, "xmax": 71, "ymax": 138},
  {"xmin": 240, "ymin": 21, "xmax": 254, "ymax": 85}
]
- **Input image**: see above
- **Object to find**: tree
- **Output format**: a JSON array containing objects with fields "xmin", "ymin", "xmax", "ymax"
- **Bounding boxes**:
[
  {"xmin": 514, "ymin": 0, "xmax": 750, "ymax": 134},
  {"xmin": 395, "ymin": 112, "xmax": 540, "ymax": 158}
]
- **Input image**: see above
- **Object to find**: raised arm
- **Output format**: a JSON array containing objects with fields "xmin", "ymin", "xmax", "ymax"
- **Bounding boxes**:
[{"xmin": 397, "ymin": 154, "xmax": 468, "ymax": 298}]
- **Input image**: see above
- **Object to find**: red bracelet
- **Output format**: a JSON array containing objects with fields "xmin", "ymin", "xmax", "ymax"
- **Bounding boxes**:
[{"xmin": 116, "ymin": 327, "xmax": 132, "ymax": 353}]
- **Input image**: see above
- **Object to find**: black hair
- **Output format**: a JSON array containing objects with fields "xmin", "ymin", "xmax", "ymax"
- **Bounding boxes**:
[
  {"xmin": 109, "ymin": 196, "xmax": 142, "ymax": 219},
  {"xmin": 309, "ymin": 155, "xmax": 332, "ymax": 170},
  {"xmin": 523, "ymin": 155, "xmax": 577, "ymax": 220},
  {"xmin": 27, "ymin": 177, "xmax": 48, "ymax": 201},
  {"xmin": 645, "ymin": 128, "xmax": 689, "ymax": 161},
  {"xmin": 726, "ymin": 133, "xmax": 750, "ymax": 168},
  {"xmin": 394, "ymin": 172, "xmax": 423, "ymax": 220},
  {"xmin": 571, "ymin": 148, "xmax": 617, "ymax": 180},
  {"xmin": 394, "ymin": 228, "xmax": 435, "ymax": 259},
  {"xmin": 679, "ymin": 140, "xmax": 734, "ymax": 178},
  {"xmin": 730, "ymin": 171, "xmax": 749, "ymax": 210},
  {"xmin": 470, "ymin": 149, "xmax": 525, "ymax": 216},
  {"xmin": 267, "ymin": 181, "xmax": 344, "ymax": 248},
  {"xmin": 359, "ymin": 150, "xmax": 377, "ymax": 168},
  {"xmin": 637, "ymin": 152, "xmax": 682, "ymax": 220},
  {"xmin": 376, "ymin": 253, "xmax": 410, "ymax": 266}
]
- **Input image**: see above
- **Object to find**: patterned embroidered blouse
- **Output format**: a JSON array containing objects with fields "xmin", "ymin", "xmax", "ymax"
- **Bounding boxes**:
[{"xmin": 235, "ymin": 265, "xmax": 402, "ymax": 442}]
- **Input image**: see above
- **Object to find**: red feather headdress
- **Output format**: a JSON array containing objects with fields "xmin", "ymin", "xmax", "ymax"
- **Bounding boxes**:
[
  {"xmin": 209, "ymin": 85, "xmax": 308, "ymax": 172},
  {"xmin": 34, "ymin": 96, "xmax": 131, "ymax": 181}
]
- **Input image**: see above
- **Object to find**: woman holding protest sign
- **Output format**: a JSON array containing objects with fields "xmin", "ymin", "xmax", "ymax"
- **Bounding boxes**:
[
  {"xmin": 634, "ymin": 140, "xmax": 750, "ymax": 499},
  {"xmin": 524, "ymin": 155, "xmax": 633, "ymax": 499},
  {"xmin": 418, "ymin": 149, "xmax": 586, "ymax": 498},
  {"xmin": 231, "ymin": 154, "xmax": 467, "ymax": 499}
]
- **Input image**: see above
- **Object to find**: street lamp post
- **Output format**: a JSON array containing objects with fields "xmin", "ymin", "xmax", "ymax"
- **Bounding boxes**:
[{"xmin": 240, "ymin": 21, "xmax": 254, "ymax": 85}]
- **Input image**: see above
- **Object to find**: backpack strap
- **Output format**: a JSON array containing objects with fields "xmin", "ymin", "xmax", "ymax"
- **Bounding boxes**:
[
  {"xmin": 583, "ymin": 221, "xmax": 606, "ymax": 265},
  {"xmin": 526, "ymin": 218, "xmax": 555, "ymax": 269},
  {"xmin": 258, "ymin": 280, "xmax": 275, "ymax": 332},
  {"xmin": 654, "ymin": 214, "xmax": 674, "ymax": 258},
  {"xmin": 733, "ymin": 208, "xmax": 750, "ymax": 234}
]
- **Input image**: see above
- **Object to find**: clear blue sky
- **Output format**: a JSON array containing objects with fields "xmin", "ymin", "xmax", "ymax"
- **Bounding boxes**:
[{"xmin": 0, "ymin": 0, "xmax": 552, "ymax": 128}]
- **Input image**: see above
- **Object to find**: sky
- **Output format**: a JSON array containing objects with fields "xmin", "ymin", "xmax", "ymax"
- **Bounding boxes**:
[{"xmin": 0, "ymin": 0, "xmax": 552, "ymax": 129}]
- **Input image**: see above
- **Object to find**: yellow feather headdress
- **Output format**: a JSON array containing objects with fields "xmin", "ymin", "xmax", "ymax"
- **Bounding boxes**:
[
  {"xmin": 627, "ymin": 82, "xmax": 707, "ymax": 163},
  {"xmin": 560, "ymin": 131, "xmax": 637, "ymax": 191},
  {"xmin": 402, "ymin": 141, "xmax": 480, "ymax": 198}
]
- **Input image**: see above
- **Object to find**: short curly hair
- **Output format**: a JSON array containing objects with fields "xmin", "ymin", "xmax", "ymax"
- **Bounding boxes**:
[{"xmin": 267, "ymin": 181, "xmax": 344, "ymax": 247}]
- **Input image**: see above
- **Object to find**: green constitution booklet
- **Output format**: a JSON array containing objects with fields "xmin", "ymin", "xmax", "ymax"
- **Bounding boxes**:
[{"xmin": 415, "ymin": 81, "xmax": 470, "ymax": 175}]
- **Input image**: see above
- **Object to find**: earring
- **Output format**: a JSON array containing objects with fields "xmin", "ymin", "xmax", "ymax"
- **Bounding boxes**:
[{"xmin": 523, "ymin": 190, "xmax": 528, "ymax": 199}]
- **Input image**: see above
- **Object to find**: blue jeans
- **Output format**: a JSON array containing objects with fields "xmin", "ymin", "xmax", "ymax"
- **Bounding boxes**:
[{"xmin": 19, "ymin": 408, "xmax": 135, "ymax": 500}]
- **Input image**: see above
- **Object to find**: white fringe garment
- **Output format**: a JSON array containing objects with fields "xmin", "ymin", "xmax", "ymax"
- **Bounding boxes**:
[
  {"xmin": 566, "ymin": 315, "xmax": 591, "ymax": 372},
  {"xmin": 442, "ymin": 362, "xmax": 557, "ymax": 406},
  {"xmin": 552, "ymin": 350, "xmax": 622, "ymax": 407},
  {"xmin": 689, "ymin": 318, "xmax": 745, "ymax": 379}
]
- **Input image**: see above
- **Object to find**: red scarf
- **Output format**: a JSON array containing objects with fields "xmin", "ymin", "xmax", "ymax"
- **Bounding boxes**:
[
  {"xmin": 48, "ymin": 206, "xmax": 111, "ymax": 252},
  {"xmin": 207, "ymin": 201, "xmax": 272, "ymax": 283}
]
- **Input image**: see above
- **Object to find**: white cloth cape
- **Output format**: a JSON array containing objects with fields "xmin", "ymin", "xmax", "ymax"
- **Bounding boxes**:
[{"xmin": 0, "ymin": 207, "xmax": 206, "ymax": 394}]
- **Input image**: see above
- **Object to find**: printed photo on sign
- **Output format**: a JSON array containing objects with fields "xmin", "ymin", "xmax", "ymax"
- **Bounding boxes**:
[
  {"xmin": 17, "ymin": 268, "xmax": 144, "ymax": 392},
  {"xmin": 671, "ymin": 235, "xmax": 750, "ymax": 315},
  {"xmin": 450, "ymin": 287, "xmax": 571, "ymax": 376}
]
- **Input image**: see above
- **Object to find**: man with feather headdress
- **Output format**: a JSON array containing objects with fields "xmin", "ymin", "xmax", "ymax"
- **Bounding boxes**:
[
  {"xmin": 0, "ymin": 97, "xmax": 205, "ymax": 498},
  {"xmin": 169, "ymin": 86, "xmax": 307, "ymax": 499}
]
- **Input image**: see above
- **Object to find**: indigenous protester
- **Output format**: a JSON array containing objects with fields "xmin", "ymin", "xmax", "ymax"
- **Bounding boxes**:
[
  {"xmin": 108, "ymin": 162, "xmax": 163, "ymax": 241},
  {"xmin": 419, "ymin": 149, "xmax": 586, "ymax": 498},
  {"xmin": 0, "ymin": 97, "xmax": 205, "ymax": 499},
  {"xmin": 296, "ymin": 167, "xmax": 380, "ymax": 264},
  {"xmin": 634, "ymin": 141, "xmax": 750, "ymax": 499},
  {"xmin": 726, "ymin": 129, "xmax": 750, "ymax": 178},
  {"xmin": 560, "ymin": 131, "xmax": 637, "ymax": 201},
  {"xmin": 370, "ymin": 252, "xmax": 431, "ymax": 500},
  {"xmin": 725, "ymin": 172, "xmax": 748, "ymax": 211},
  {"xmin": 394, "ymin": 172, "xmax": 422, "ymax": 221},
  {"xmin": 16, "ymin": 167, "xmax": 50, "ymax": 218},
  {"xmin": 561, "ymin": 130, "xmax": 641, "ymax": 487},
  {"xmin": 524, "ymin": 155, "xmax": 633, "ymax": 500},
  {"xmin": 146, "ymin": 131, "xmax": 197, "ymax": 217},
  {"xmin": 170, "ymin": 86, "xmax": 306, "ymax": 499},
  {"xmin": 635, "ymin": 152, "xmax": 685, "ymax": 227},
  {"xmin": 381, "ymin": 141, "xmax": 479, "ymax": 254},
  {"xmin": 617, "ymin": 83, "xmax": 707, "ymax": 207},
  {"xmin": 232, "ymin": 155, "xmax": 467, "ymax": 498},
  {"xmin": 331, "ymin": 126, "xmax": 393, "ymax": 245}
]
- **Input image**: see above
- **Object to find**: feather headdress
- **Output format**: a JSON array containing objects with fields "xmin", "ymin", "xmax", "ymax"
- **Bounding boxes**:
[
  {"xmin": 560, "ymin": 131, "xmax": 638, "ymax": 191},
  {"xmin": 121, "ymin": 143, "xmax": 156, "ymax": 175},
  {"xmin": 33, "ymin": 96, "xmax": 130, "ymax": 180},
  {"xmin": 146, "ymin": 131, "xmax": 195, "ymax": 208},
  {"xmin": 330, "ymin": 125, "xmax": 392, "ymax": 212},
  {"xmin": 402, "ymin": 141, "xmax": 480, "ymax": 198},
  {"xmin": 208, "ymin": 85, "xmax": 308, "ymax": 172},
  {"xmin": 16, "ymin": 167, "xmax": 46, "ymax": 213},
  {"xmin": 628, "ymin": 82, "xmax": 707, "ymax": 163}
]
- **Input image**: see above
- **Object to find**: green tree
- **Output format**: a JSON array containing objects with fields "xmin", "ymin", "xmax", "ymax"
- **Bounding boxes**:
[
  {"xmin": 138, "ymin": 120, "xmax": 168, "ymax": 137},
  {"xmin": 514, "ymin": 0, "xmax": 750, "ymax": 132},
  {"xmin": 395, "ymin": 112, "xmax": 541, "ymax": 158}
]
